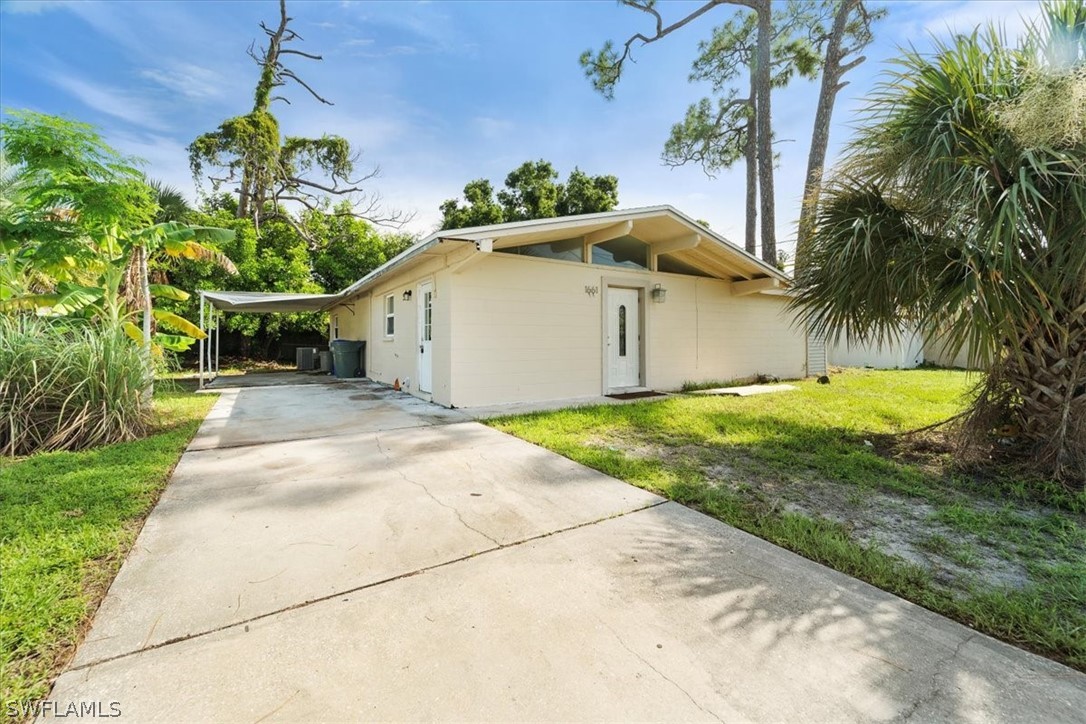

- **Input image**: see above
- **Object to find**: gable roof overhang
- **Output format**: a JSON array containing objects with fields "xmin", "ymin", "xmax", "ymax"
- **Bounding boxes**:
[{"xmin": 327, "ymin": 205, "xmax": 790, "ymax": 309}]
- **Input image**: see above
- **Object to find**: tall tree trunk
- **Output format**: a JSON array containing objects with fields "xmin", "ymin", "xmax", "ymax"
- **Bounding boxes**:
[
  {"xmin": 744, "ymin": 85, "xmax": 758, "ymax": 256},
  {"xmin": 754, "ymin": 2, "xmax": 776, "ymax": 266},
  {"xmin": 970, "ymin": 312, "xmax": 1086, "ymax": 484},
  {"xmin": 796, "ymin": 0, "xmax": 868, "ymax": 270},
  {"xmin": 138, "ymin": 244, "xmax": 154, "ymax": 400},
  {"xmin": 1012, "ymin": 313, "xmax": 1086, "ymax": 483},
  {"xmin": 237, "ymin": 177, "xmax": 251, "ymax": 220}
]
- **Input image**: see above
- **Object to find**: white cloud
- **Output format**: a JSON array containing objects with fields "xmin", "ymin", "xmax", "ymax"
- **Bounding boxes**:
[
  {"xmin": 350, "ymin": 44, "xmax": 423, "ymax": 58},
  {"xmin": 343, "ymin": 37, "xmax": 375, "ymax": 47},
  {"xmin": 0, "ymin": 0, "xmax": 73, "ymax": 14},
  {"xmin": 920, "ymin": 0, "xmax": 1040, "ymax": 41},
  {"xmin": 140, "ymin": 64, "xmax": 224, "ymax": 101},
  {"xmin": 44, "ymin": 71, "xmax": 171, "ymax": 131},
  {"xmin": 279, "ymin": 110, "xmax": 408, "ymax": 151},
  {"xmin": 106, "ymin": 131, "xmax": 194, "ymax": 193},
  {"xmin": 338, "ymin": 0, "xmax": 469, "ymax": 56},
  {"xmin": 473, "ymin": 116, "xmax": 513, "ymax": 139}
]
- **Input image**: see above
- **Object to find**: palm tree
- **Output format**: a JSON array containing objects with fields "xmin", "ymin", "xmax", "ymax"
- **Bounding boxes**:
[
  {"xmin": 147, "ymin": 179, "xmax": 195, "ymax": 224},
  {"xmin": 125, "ymin": 180, "xmax": 234, "ymax": 364},
  {"xmin": 792, "ymin": 0, "xmax": 1086, "ymax": 484}
]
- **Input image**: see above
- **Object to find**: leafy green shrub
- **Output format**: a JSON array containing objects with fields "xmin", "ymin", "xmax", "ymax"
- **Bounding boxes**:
[{"xmin": 0, "ymin": 315, "xmax": 153, "ymax": 456}]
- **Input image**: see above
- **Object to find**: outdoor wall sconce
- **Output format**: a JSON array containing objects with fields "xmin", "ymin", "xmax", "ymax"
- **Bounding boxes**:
[
  {"xmin": 402, "ymin": 290, "xmax": 412, "ymax": 302},
  {"xmin": 651, "ymin": 284, "xmax": 667, "ymax": 303}
]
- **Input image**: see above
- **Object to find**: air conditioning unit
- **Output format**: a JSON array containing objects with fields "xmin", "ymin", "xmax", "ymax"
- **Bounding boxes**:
[{"xmin": 296, "ymin": 347, "xmax": 319, "ymax": 371}]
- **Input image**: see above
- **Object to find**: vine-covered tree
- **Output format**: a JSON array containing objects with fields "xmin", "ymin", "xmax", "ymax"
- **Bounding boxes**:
[
  {"xmin": 439, "ymin": 161, "xmax": 619, "ymax": 229},
  {"xmin": 188, "ymin": 0, "xmax": 402, "ymax": 235},
  {"xmin": 792, "ymin": 1, "xmax": 1086, "ymax": 484}
]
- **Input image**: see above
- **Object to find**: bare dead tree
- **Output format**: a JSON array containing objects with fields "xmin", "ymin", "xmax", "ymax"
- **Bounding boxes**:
[{"xmin": 189, "ymin": 0, "xmax": 409, "ymax": 236}]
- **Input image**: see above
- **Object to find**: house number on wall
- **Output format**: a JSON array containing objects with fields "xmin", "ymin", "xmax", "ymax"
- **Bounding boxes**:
[{"xmin": 585, "ymin": 285, "xmax": 599, "ymax": 297}]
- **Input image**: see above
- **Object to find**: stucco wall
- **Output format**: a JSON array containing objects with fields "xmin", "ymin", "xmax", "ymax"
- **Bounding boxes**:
[
  {"xmin": 329, "ymin": 254, "xmax": 457, "ymax": 406},
  {"xmin": 329, "ymin": 297, "xmax": 370, "ymax": 343},
  {"xmin": 449, "ymin": 253, "xmax": 808, "ymax": 407}
]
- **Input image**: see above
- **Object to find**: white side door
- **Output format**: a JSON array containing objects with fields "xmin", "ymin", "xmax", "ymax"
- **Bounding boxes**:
[
  {"xmin": 418, "ymin": 281, "xmax": 433, "ymax": 393},
  {"xmin": 607, "ymin": 287, "xmax": 640, "ymax": 389}
]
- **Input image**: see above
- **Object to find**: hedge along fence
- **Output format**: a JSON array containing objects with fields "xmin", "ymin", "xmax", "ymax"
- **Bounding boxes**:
[{"xmin": 0, "ymin": 315, "xmax": 154, "ymax": 456}]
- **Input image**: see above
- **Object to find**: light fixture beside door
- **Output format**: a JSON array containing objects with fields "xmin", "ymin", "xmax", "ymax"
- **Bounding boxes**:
[{"xmin": 651, "ymin": 284, "xmax": 667, "ymax": 303}]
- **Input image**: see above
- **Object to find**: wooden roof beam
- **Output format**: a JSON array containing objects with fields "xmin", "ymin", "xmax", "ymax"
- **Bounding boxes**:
[
  {"xmin": 731, "ymin": 277, "xmax": 783, "ymax": 296},
  {"xmin": 652, "ymin": 233, "xmax": 700, "ymax": 255},
  {"xmin": 584, "ymin": 220, "xmax": 634, "ymax": 246}
]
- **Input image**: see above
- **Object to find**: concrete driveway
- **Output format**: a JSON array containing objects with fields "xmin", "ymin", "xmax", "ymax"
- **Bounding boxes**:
[{"xmin": 50, "ymin": 380, "xmax": 1085, "ymax": 722}]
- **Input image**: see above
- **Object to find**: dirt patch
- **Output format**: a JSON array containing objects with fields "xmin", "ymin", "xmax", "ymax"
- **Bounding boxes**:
[
  {"xmin": 749, "ymin": 477, "xmax": 1031, "ymax": 592},
  {"xmin": 349, "ymin": 393, "xmax": 380, "ymax": 401},
  {"xmin": 590, "ymin": 434, "xmax": 1069, "ymax": 597}
]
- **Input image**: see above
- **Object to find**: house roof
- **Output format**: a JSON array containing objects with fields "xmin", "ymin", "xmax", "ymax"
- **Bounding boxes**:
[{"xmin": 330, "ymin": 205, "xmax": 789, "ymax": 308}]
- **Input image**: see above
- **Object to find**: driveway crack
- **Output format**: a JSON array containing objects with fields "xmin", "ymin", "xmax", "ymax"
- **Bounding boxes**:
[
  {"xmin": 894, "ymin": 632, "xmax": 977, "ymax": 722},
  {"xmin": 599, "ymin": 618, "xmax": 724, "ymax": 723},
  {"xmin": 374, "ymin": 434, "xmax": 500, "ymax": 546},
  {"xmin": 68, "ymin": 499, "xmax": 668, "ymax": 673}
]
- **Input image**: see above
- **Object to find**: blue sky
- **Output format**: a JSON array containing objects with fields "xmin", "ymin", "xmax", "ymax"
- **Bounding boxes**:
[{"xmin": 0, "ymin": 0, "xmax": 1034, "ymax": 253}]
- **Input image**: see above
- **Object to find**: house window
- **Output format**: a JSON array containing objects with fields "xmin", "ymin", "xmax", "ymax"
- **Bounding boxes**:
[
  {"xmin": 332, "ymin": 314, "xmax": 340, "ymax": 340},
  {"xmin": 618, "ymin": 305, "xmax": 627, "ymax": 356},
  {"xmin": 657, "ymin": 254, "xmax": 713, "ymax": 278},
  {"xmin": 384, "ymin": 294, "xmax": 395, "ymax": 337},
  {"xmin": 495, "ymin": 237, "xmax": 583, "ymax": 262},
  {"xmin": 592, "ymin": 236, "xmax": 649, "ymax": 270},
  {"xmin": 422, "ymin": 289, "xmax": 432, "ymax": 342}
]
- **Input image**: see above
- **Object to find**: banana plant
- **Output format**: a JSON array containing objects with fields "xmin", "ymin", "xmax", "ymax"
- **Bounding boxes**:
[
  {"xmin": 2, "ymin": 221, "xmax": 236, "ymax": 357},
  {"xmin": 126, "ymin": 221, "xmax": 237, "ymax": 358}
]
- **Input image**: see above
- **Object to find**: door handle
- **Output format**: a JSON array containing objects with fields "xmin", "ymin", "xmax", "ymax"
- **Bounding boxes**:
[{"xmin": 420, "ymin": 345, "xmax": 424, "ymax": 353}]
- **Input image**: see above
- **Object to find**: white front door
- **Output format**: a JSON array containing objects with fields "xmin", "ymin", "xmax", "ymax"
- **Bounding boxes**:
[
  {"xmin": 607, "ymin": 287, "xmax": 641, "ymax": 389},
  {"xmin": 418, "ymin": 281, "xmax": 433, "ymax": 393}
]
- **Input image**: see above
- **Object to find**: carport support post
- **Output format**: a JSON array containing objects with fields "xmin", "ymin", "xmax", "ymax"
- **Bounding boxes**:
[
  {"xmin": 215, "ymin": 312, "xmax": 221, "ymax": 378},
  {"xmin": 198, "ymin": 292, "xmax": 205, "ymax": 390},
  {"xmin": 206, "ymin": 307, "xmax": 214, "ymax": 381}
]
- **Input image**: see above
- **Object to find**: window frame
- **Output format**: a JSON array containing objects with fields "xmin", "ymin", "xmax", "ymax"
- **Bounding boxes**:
[
  {"xmin": 384, "ymin": 294, "xmax": 395, "ymax": 338},
  {"xmin": 332, "ymin": 314, "xmax": 340, "ymax": 340}
]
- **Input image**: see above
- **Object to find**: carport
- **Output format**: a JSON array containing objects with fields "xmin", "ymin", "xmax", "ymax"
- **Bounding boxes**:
[{"xmin": 196, "ymin": 290, "xmax": 338, "ymax": 388}]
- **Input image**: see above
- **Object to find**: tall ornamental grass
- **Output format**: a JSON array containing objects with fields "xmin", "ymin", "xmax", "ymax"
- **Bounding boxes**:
[{"xmin": 0, "ymin": 315, "xmax": 153, "ymax": 456}]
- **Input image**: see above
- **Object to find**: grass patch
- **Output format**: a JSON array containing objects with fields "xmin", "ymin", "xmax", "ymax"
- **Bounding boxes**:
[
  {"xmin": 0, "ymin": 386, "xmax": 216, "ymax": 707},
  {"xmin": 490, "ymin": 369, "xmax": 1086, "ymax": 671}
]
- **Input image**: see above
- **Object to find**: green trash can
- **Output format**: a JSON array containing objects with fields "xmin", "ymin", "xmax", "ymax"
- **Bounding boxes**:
[{"xmin": 330, "ymin": 339, "xmax": 365, "ymax": 379}]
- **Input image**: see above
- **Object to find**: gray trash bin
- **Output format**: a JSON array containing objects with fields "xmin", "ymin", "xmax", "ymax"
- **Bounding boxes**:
[{"xmin": 330, "ymin": 339, "xmax": 365, "ymax": 379}]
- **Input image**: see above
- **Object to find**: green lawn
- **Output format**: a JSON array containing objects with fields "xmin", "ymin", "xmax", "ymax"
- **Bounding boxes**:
[
  {"xmin": 0, "ymin": 386, "xmax": 217, "ymax": 707},
  {"xmin": 489, "ymin": 369, "xmax": 1086, "ymax": 671}
]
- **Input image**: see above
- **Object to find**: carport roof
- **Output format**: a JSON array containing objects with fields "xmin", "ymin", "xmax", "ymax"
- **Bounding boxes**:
[{"xmin": 200, "ymin": 290, "xmax": 337, "ymax": 313}]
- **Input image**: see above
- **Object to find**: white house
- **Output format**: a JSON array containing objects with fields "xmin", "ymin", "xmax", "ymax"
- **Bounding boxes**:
[{"xmin": 323, "ymin": 206, "xmax": 826, "ymax": 408}]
